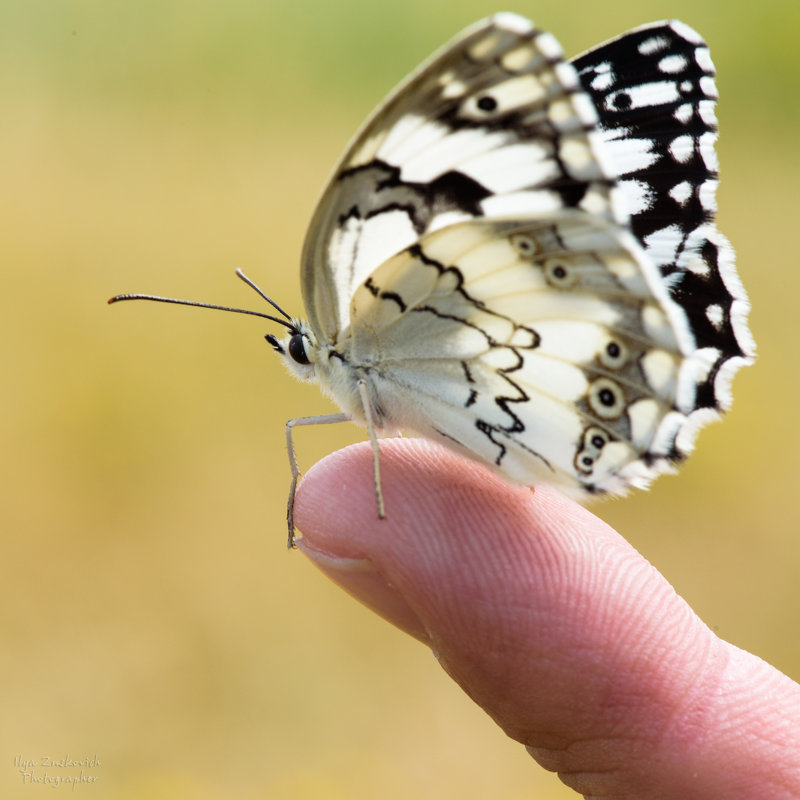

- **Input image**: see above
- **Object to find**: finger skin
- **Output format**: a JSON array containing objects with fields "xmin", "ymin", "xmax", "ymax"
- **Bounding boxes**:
[{"xmin": 294, "ymin": 439, "xmax": 800, "ymax": 799}]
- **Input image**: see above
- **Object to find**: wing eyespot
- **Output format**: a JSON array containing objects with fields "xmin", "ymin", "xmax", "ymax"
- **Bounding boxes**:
[
  {"xmin": 587, "ymin": 378, "xmax": 626, "ymax": 419},
  {"xmin": 575, "ymin": 426, "xmax": 611, "ymax": 475},
  {"xmin": 544, "ymin": 258, "xmax": 578, "ymax": 288},
  {"xmin": 598, "ymin": 338, "xmax": 629, "ymax": 369},
  {"xmin": 510, "ymin": 233, "xmax": 540, "ymax": 257}
]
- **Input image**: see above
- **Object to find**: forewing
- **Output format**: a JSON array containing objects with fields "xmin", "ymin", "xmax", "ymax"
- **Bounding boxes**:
[
  {"xmin": 301, "ymin": 13, "xmax": 623, "ymax": 344},
  {"xmin": 572, "ymin": 21, "xmax": 755, "ymax": 411},
  {"xmin": 348, "ymin": 216, "xmax": 708, "ymax": 497}
]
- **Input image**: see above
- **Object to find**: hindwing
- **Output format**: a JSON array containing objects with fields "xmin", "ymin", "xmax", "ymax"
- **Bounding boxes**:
[{"xmin": 347, "ymin": 214, "xmax": 710, "ymax": 496}]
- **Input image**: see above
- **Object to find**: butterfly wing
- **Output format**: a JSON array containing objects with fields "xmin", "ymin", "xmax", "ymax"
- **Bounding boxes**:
[
  {"xmin": 300, "ymin": 14, "xmax": 752, "ymax": 498},
  {"xmin": 301, "ymin": 13, "xmax": 625, "ymax": 346},
  {"xmin": 572, "ymin": 21, "xmax": 755, "ymax": 411},
  {"xmin": 347, "ymin": 214, "xmax": 706, "ymax": 497}
]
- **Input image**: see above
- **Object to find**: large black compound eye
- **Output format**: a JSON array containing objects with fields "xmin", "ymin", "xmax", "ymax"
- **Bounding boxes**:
[{"xmin": 288, "ymin": 333, "xmax": 310, "ymax": 365}]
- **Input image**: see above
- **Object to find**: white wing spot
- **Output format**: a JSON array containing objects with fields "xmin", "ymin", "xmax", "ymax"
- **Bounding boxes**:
[
  {"xmin": 643, "ymin": 224, "xmax": 682, "ymax": 268},
  {"xmin": 468, "ymin": 31, "xmax": 503, "ymax": 60},
  {"xmin": 641, "ymin": 349, "xmax": 678, "ymax": 395},
  {"xmin": 639, "ymin": 35, "xmax": 669, "ymax": 55},
  {"xmin": 674, "ymin": 103, "xmax": 693, "ymax": 124},
  {"xmin": 669, "ymin": 134, "xmax": 694, "ymax": 164},
  {"xmin": 700, "ymin": 76, "xmax": 717, "ymax": 98},
  {"xmin": 706, "ymin": 303, "xmax": 724, "ymax": 330},
  {"xmin": 589, "ymin": 62, "xmax": 614, "ymax": 91},
  {"xmin": 697, "ymin": 99, "xmax": 717, "ymax": 126},
  {"xmin": 579, "ymin": 185, "xmax": 613, "ymax": 216},
  {"xmin": 534, "ymin": 31, "xmax": 564, "ymax": 61},
  {"xmin": 471, "ymin": 74, "xmax": 547, "ymax": 113},
  {"xmin": 603, "ymin": 137, "xmax": 659, "ymax": 174},
  {"xmin": 695, "ymin": 46, "xmax": 715, "ymax": 73},
  {"xmin": 670, "ymin": 20, "xmax": 704, "ymax": 44},
  {"xmin": 619, "ymin": 178, "xmax": 653, "ymax": 215},
  {"xmin": 427, "ymin": 210, "xmax": 475, "ymax": 232},
  {"xmin": 698, "ymin": 178, "xmax": 718, "ymax": 212},
  {"xmin": 659, "ymin": 54, "xmax": 688, "ymax": 74},
  {"xmin": 399, "ymin": 127, "xmax": 508, "ymax": 182},
  {"xmin": 699, "ymin": 131, "xmax": 719, "ymax": 171},
  {"xmin": 642, "ymin": 304, "xmax": 679, "ymax": 349},
  {"xmin": 627, "ymin": 399, "xmax": 663, "ymax": 449},
  {"xmin": 501, "ymin": 45, "xmax": 537, "ymax": 72},
  {"xmin": 441, "ymin": 79, "xmax": 469, "ymax": 99},
  {"xmin": 559, "ymin": 138, "xmax": 594, "ymax": 176},
  {"xmin": 492, "ymin": 11, "xmax": 535, "ymax": 34},
  {"xmin": 548, "ymin": 97, "xmax": 579, "ymax": 125},
  {"xmin": 481, "ymin": 190, "xmax": 564, "ymax": 217},
  {"xmin": 669, "ymin": 181, "xmax": 693, "ymax": 206},
  {"xmin": 377, "ymin": 114, "xmax": 437, "ymax": 163},
  {"xmin": 460, "ymin": 142, "xmax": 558, "ymax": 193},
  {"xmin": 606, "ymin": 81, "xmax": 680, "ymax": 111}
]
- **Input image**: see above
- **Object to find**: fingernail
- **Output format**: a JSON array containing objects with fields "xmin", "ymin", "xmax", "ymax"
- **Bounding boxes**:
[{"xmin": 295, "ymin": 538, "xmax": 431, "ymax": 643}]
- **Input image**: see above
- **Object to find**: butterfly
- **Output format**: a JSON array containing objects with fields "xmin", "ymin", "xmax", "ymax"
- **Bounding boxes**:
[{"xmin": 111, "ymin": 13, "xmax": 754, "ymax": 545}]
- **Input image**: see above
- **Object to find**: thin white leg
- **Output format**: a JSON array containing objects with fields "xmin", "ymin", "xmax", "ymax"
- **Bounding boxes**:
[
  {"xmin": 285, "ymin": 413, "xmax": 350, "ymax": 547},
  {"xmin": 357, "ymin": 380, "xmax": 386, "ymax": 521}
]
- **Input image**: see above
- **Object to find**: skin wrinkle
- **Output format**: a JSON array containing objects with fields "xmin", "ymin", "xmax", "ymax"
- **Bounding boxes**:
[{"xmin": 516, "ymin": 566, "xmax": 732, "ymax": 791}]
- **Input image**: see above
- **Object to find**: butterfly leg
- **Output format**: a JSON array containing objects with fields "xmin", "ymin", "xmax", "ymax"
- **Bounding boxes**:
[
  {"xmin": 285, "ymin": 412, "xmax": 350, "ymax": 548},
  {"xmin": 357, "ymin": 379, "xmax": 386, "ymax": 523}
]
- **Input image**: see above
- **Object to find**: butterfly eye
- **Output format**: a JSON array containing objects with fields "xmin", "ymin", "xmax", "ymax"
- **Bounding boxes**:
[{"xmin": 288, "ymin": 333, "xmax": 310, "ymax": 365}]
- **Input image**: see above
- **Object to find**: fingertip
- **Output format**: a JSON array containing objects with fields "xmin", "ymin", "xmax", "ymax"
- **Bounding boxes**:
[
  {"xmin": 292, "ymin": 438, "xmax": 545, "ymax": 640},
  {"xmin": 291, "ymin": 438, "xmax": 604, "ymax": 651}
]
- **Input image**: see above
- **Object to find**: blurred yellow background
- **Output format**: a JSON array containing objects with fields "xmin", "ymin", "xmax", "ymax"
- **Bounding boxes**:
[{"xmin": 1, "ymin": 0, "xmax": 797, "ymax": 797}]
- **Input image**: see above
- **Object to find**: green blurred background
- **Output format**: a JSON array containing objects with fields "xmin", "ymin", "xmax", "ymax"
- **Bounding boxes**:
[{"xmin": 1, "ymin": 0, "xmax": 797, "ymax": 797}]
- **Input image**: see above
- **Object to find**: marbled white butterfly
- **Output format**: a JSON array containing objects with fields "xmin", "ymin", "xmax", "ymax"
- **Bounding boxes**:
[{"xmin": 111, "ymin": 14, "xmax": 754, "ymax": 544}]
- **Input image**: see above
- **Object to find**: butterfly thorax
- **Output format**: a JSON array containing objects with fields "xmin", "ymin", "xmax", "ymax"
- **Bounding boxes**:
[{"xmin": 275, "ymin": 320, "xmax": 391, "ymax": 432}]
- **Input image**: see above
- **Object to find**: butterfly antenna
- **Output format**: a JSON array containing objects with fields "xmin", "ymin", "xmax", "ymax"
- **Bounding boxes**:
[
  {"xmin": 108, "ymin": 278, "xmax": 295, "ymax": 330},
  {"xmin": 235, "ymin": 268, "xmax": 293, "ymax": 322}
]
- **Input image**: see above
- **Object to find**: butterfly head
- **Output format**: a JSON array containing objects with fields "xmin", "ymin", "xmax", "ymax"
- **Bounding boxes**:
[{"xmin": 265, "ymin": 320, "xmax": 319, "ymax": 384}]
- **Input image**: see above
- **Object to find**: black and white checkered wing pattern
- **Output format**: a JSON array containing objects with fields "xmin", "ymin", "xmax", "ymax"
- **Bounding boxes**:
[{"xmin": 573, "ymin": 21, "xmax": 755, "ymax": 414}]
